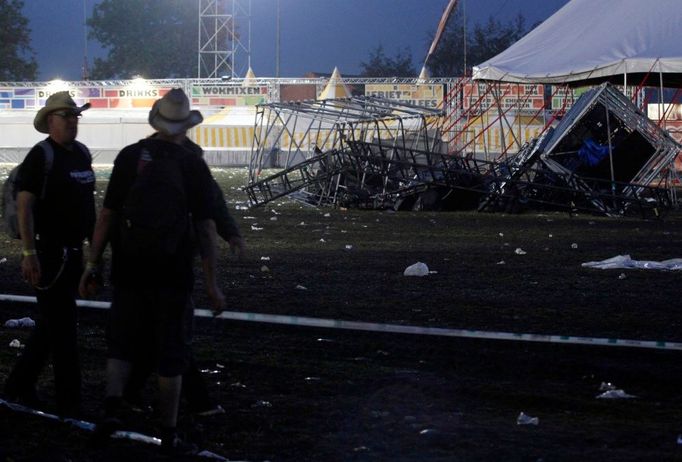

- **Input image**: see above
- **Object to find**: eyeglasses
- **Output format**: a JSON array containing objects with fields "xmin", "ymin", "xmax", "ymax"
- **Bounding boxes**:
[{"xmin": 51, "ymin": 110, "xmax": 82, "ymax": 119}]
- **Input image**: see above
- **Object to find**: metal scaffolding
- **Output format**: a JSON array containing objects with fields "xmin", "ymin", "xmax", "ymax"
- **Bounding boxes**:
[
  {"xmin": 198, "ymin": 0, "xmax": 251, "ymax": 79},
  {"xmin": 246, "ymin": 84, "xmax": 680, "ymax": 218},
  {"xmin": 246, "ymin": 97, "xmax": 446, "ymax": 207}
]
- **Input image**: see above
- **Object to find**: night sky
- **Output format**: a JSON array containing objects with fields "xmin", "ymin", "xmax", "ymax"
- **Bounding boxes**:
[{"xmin": 23, "ymin": 0, "xmax": 570, "ymax": 81}]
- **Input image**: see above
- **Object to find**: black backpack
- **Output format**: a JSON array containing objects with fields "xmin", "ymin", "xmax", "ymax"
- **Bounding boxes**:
[
  {"xmin": 119, "ymin": 141, "xmax": 191, "ymax": 260},
  {"xmin": 1, "ymin": 140, "xmax": 91, "ymax": 239}
]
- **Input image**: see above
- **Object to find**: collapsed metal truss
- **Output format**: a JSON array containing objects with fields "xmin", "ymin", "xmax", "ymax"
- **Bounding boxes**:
[
  {"xmin": 246, "ymin": 84, "xmax": 681, "ymax": 218},
  {"xmin": 246, "ymin": 96, "xmax": 445, "ymax": 206}
]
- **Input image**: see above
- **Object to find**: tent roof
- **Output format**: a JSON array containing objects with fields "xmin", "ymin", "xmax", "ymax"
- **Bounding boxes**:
[
  {"xmin": 472, "ymin": 0, "xmax": 682, "ymax": 87},
  {"xmin": 318, "ymin": 67, "xmax": 351, "ymax": 100},
  {"xmin": 242, "ymin": 67, "xmax": 257, "ymax": 87}
]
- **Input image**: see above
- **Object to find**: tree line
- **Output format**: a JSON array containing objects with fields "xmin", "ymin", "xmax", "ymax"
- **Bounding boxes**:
[{"xmin": 3, "ymin": 0, "xmax": 531, "ymax": 81}]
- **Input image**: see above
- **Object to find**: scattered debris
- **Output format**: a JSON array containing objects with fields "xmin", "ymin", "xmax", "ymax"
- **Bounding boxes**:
[
  {"xmin": 599, "ymin": 382, "xmax": 617, "ymax": 391},
  {"xmin": 596, "ymin": 389, "xmax": 636, "ymax": 399},
  {"xmin": 251, "ymin": 400, "xmax": 272, "ymax": 408},
  {"xmin": 516, "ymin": 412, "xmax": 539, "ymax": 425},
  {"xmin": 404, "ymin": 262, "xmax": 429, "ymax": 277},
  {"xmin": 582, "ymin": 255, "xmax": 682, "ymax": 270},
  {"xmin": 4, "ymin": 317, "xmax": 35, "ymax": 328}
]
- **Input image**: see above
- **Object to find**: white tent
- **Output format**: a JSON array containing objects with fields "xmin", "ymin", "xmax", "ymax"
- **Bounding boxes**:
[
  {"xmin": 472, "ymin": 0, "xmax": 682, "ymax": 86},
  {"xmin": 188, "ymin": 106, "xmax": 256, "ymax": 165},
  {"xmin": 318, "ymin": 67, "xmax": 351, "ymax": 100},
  {"xmin": 242, "ymin": 66, "xmax": 257, "ymax": 87}
]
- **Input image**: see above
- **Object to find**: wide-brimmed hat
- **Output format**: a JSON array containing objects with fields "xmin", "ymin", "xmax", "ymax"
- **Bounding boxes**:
[
  {"xmin": 148, "ymin": 88, "xmax": 203, "ymax": 136},
  {"xmin": 34, "ymin": 91, "xmax": 91, "ymax": 133}
]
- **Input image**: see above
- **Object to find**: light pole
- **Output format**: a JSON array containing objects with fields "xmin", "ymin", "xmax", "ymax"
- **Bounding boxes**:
[
  {"xmin": 82, "ymin": 0, "xmax": 89, "ymax": 80},
  {"xmin": 275, "ymin": 0, "xmax": 280, "ymax": 78}
]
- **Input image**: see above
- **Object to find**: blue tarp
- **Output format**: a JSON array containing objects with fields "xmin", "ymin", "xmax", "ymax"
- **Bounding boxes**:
[{"xmin": 578, "ymin": 138, "xmax": 610, "ymax": 166}]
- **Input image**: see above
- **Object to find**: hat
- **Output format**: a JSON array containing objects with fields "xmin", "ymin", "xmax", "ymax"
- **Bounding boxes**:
[
  {"xmin": 34, "ymin": 91, "xmax": 91, "ymax": 134},
  {"xmin": 148, "ymin": 88, "xmax": 203, "ymax": 136}
]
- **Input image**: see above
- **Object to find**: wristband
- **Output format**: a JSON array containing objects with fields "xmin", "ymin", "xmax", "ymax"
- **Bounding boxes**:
[
  {"xmin": 22, "ymin": 249, "xmax": 37, "ymax": 257},
  {"xmin": 85, "ymin": 261, "xmax": 99, "ymax": 270}
]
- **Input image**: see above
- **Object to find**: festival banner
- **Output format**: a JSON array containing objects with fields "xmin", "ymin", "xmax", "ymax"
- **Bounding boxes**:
[
  {"xmin": 549, "ymin": 86, "xmax": 592, "ymax": 111},
  {"xmin": 365, "ymin": 84, "xmax": 443, "ymax": 109},
  {"xmin": 102, "ymin": 87, "xmax": 170, "ymax": 109},
  {"xmin": 0, "ymin": 87, "xmax": 37, "ymax": 109},
  {"xmin": 550, "ymin": 85, "xmax": 637, "ymax": 111},
  {"xmin": 459, "ymin": 113, "xmax": 544, "ymax": 154},
  {"xmin": 462, "ymin": 82, "xmax": 544, "ymax": 111},
  {"xmin": 191, "ymin": 84, "xmax": 269, "ymax": 107},
  {"xmin": 34, "ymin": 87, "xmax": 171, "ymax": 109}
]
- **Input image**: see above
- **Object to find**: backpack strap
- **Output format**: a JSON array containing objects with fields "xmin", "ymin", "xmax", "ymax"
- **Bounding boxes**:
[
  {"xmin": 37, "ymin": 140, "xmax": 54, "ymax": 201},
  {"xmin": 34, "ymin": 139, "xmax": 92, "ymax": 200}
]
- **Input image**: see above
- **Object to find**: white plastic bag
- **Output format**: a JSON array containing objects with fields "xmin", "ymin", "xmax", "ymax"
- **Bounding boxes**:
[
  {"xmin": 516, "ymin": 412, "xmax": 539, "ymax": 425},
  {"xmin": 404, "ymin": 262, "xmax": 429, "ymax": 277}
]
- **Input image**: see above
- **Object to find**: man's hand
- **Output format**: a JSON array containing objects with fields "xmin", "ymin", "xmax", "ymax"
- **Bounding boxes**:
[
  {"xmin": 21, "ymin": 255, "xmax": 41, "ymax": 287},
  {"xmin": 207, "ymin": 284, "xmax": 226, "ymax": 317},
  {"xmin": 79, "ymin": 263, "xmax": 103, "ymax": 298},
  {"xmin": 228, "ymin": 236, "xmax": 246, "ymax": 259}
]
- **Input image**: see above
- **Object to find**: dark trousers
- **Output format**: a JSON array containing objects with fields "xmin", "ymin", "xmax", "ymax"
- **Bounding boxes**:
[
  {"xmin": 107, "ymin": 285, "xmax": 193, "ymax": 377},
  {"xmin": 4, "ymin": 247, "xmax": 82, "ymax": 413},
  {"xmin": 125, "ymin": 353, "xmax": 214, "ymax": 412},
  {"xmin": 121, "ymin": 294, "xmax": 214, "ymax": 412}
]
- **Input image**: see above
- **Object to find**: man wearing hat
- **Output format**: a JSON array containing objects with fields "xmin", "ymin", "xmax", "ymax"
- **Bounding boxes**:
[
  {"xmin": 81, "ymin": 88, "xmax": 224, "ymax": 454},
  {"xmin": 4, "ymin": 91, "xmax": 95, "ymax": 418}
]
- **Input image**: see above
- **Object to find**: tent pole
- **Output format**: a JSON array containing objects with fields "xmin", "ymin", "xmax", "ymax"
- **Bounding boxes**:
[
  {"xmin": 605, "ymin": 103, "xmax": 616, "ymax": 200},
  {"xmin": 659, "ymin": 65, "xmax": 665, "ymax": 129},
  {"xmin": 623, "ymin": 71, "xmax": 627, "ymax": 98},
  {"xmin": 517, "ymin": 83, "xmax": 521, "ymax": 151}
]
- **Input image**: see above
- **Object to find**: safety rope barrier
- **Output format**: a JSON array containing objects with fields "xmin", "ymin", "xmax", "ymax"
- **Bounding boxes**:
[{"xmin": 1, "ymin": 293, "xmax": 680, "ymax": 351}]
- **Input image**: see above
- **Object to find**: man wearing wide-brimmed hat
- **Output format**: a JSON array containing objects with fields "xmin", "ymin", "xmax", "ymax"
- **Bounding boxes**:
[
  {"xmin": 81, "ymin": 88, "xmax": 224, "ymax": 454},
  {"xmin": 4, "ymin": 91, "xmax": 96, "ymax": 418}
]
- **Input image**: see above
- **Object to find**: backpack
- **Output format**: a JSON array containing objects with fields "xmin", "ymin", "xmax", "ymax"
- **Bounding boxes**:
[
  {"xmin": 2, "ymin": 140, "xmax": 92, "ymax": 240},
  {"xmin": 2, "ymin": 140, "xmax": 54, "ymax": 239},
  {"xmin": 119, "ymin": 141, "xmax": 191, "ymax": 260}
]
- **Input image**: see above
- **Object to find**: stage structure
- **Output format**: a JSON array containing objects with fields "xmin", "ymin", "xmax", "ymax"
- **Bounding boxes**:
[
  {"xmin": 245, "ymin": 96, "xmax": 446, "ymax": 207},
  {"xmin": 198, "ymin": 0, "xmax": 251, "ymax": 78},
  {"xmin": 246, "ymin": 83, "xmax": 680, "ymax": 218},
  {"xmin": 471, "ymin": 89, "xmax": 678, "ymax": 217}
]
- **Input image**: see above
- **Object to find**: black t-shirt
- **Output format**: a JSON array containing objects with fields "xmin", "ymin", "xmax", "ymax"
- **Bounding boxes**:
[
  {"xmin": 17, "ymin": 138, "xmax": 96, "ymax": 247},
  {"xmin": 103, "ymin": 138, "xmax": 215, "ymax": 288}
]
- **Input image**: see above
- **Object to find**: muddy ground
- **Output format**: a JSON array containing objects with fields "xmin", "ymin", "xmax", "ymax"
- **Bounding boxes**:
[{"xmin": 0, "ymin": 168, "xmax": 681, "ymax": 461}]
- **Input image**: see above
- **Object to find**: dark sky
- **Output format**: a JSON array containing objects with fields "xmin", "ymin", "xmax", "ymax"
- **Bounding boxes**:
[{"xmin": 23, "ymin": 0, "xmax": 570, "ymax": 81}]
